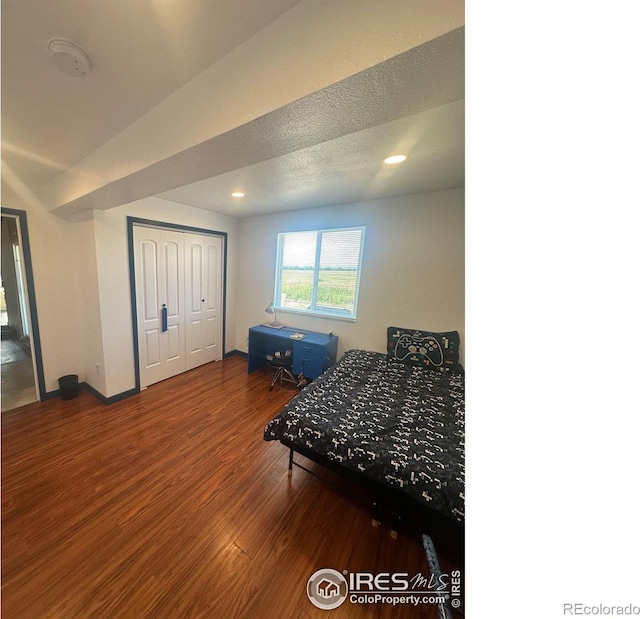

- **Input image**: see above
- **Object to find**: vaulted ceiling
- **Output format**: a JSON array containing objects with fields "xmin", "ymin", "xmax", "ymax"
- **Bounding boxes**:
[{"xmin": 1, "ymin": 0, "xmax": 464, "ymax": 219}]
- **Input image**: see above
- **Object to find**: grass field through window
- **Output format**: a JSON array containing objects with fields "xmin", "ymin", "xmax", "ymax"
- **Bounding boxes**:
[{"xmin": 280, "ymin": 267, "xmax": 357, "ymax": 314}]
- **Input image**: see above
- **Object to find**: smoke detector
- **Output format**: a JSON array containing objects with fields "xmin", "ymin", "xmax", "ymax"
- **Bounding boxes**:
[{"xmin": 48, "ymin": 39, "xmax": 90, "ymax": 76}]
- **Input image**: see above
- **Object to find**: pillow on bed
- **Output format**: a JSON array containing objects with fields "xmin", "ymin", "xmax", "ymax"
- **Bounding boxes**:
[{"xmin": 387, "ymin": 326, "xmax": 460, "ymax": 370}]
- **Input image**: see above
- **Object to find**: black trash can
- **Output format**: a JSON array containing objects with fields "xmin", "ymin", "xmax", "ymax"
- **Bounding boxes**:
[{"xmin": 58, "ymin": 374, "xmax": 79, "ymax": 400}]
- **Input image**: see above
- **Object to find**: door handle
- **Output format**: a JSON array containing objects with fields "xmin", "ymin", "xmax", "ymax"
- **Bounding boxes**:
[{"xmin": 161, "ymin": 304, "xmax": 168, "ymax": 332}]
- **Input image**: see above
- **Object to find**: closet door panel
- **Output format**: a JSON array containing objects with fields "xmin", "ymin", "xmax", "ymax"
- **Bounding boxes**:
[
  {"xmin": 188, "ymin": 244, "xmax": 203, "ymax": 313},
  {"xmin": 204, "ymin": 242, "xmax": 219, "ymax": 312},
  {"xmin": 161, "ymin": 232, "xmax": 186, "ymax": 380},
  {"xmin": 143, "ymin": 329, "xmax": 161, "ymax": 368},
  {"xmin": 163, "ymin": 239, "xmax": 182, "ymax": 320},
  {"xmin": 202, "ymin": 237, "xmax": 222, "ymax": 359},
  {"xmin": 140, "ymin": 240, "xmax": 160, "ymax": 322},
  {"xmin": 134, "ymin": 227, "xmax": 185, "ymax": 387},
  {"xmin": 166, "ymin": 324, "xmax": 182, "ymax": 360},
  {"xmin": 188, "ymin": 319, "xmax": 203, "ymax": 354},
  {"xmin": 185, "ymin": 234, "xmax": 223, "ymax": 370}
]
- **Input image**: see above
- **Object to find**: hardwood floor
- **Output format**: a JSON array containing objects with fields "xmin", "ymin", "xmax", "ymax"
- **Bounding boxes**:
[{"xmin": 1, "ymin": 356, "xmax": 464, "ymax": 618}]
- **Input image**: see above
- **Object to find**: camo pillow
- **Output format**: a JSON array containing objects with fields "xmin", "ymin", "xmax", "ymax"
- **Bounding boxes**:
[{"xmin": 387, "ymin": 327, "xmax": 461, "ymax": 370}]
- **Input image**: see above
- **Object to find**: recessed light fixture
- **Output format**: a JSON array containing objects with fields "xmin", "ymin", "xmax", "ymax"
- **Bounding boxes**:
[
  {"xmin": 383, "ymin": 154, "xmax": 407, "ymax": 165},
  {"xmin": 231, "ymin": 192, "xmax": 245, "ymax": 198}
]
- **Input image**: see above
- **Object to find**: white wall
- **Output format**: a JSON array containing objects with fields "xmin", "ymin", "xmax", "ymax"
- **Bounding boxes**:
[
  {"xmin": 235, "ymin": 188, "xmax": 465, "ymax": 364},
  {"xmin": 92, "ymin": 197, "xmax": 239, "ymax": 398},
  {"xmin": 72, "ymin": 217, "xmax": 107, "ymax": 395}
]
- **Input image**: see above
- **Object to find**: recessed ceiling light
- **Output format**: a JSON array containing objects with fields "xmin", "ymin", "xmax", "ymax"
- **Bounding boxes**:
[
  {"xmin": 231, "ymin": 192, "xmax": 245, "ymax": 198},
  {"xmin": 383, "ymin": 154, "xmax": 407, "ymax": 165}
]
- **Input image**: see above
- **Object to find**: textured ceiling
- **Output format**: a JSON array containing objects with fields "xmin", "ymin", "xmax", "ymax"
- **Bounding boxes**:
[
  {"xmin": 157, "ymin": 91, "xmax": 464, "ymax": 218},
  {"xmin": 1, "ymin": 0, "xmax": 464, "ymax": 219}
]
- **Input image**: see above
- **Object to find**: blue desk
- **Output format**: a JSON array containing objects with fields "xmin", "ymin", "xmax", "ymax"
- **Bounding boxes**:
[{"xmin": 248, "ymin": 325, "xmax": 338, "ymax": 380}]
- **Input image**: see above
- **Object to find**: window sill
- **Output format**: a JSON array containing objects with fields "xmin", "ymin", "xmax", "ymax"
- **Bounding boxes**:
[{"xmin": 275, "ymin": 307, "xmax": 357, "ymax": 323}]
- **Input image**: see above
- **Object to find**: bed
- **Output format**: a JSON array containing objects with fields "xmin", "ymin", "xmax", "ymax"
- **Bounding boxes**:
[{"xmin": 263, "ymin": 327, "xmax": 465, "ymax": 527}]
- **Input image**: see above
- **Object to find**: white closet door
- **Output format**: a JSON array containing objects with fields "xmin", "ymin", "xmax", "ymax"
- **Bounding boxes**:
[
  {"xmin": 184, "ymin": 234, "xmax": 223, "ymax": 370},
  {"xmin": 134, "ymin": 227, "xmax": 186, "ymax": 388}
]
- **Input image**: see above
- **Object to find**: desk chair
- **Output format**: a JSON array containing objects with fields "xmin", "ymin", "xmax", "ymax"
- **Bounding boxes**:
[{"xmin": 268, "ymin": 350, "xmax": 297, "ymax": 390}]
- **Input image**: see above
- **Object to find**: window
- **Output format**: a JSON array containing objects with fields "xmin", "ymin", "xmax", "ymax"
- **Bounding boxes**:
[{"xmin": 274, "ymin": 227, "xmax": 365, "ymax": 320}]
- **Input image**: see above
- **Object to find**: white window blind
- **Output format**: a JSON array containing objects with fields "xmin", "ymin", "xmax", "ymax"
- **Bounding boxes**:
[{"xmin": 274, "ymin": 227, "xmax": 365, "ymax": 320}]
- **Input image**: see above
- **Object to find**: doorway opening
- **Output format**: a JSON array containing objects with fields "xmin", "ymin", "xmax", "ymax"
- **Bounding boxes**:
[{"xmin": 1, "ymin": 212, "xmax": 43, "ymax": 411}]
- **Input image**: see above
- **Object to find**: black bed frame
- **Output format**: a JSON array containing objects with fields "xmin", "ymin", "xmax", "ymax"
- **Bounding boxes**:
[{"xmin": 282, "ymin": 439, "xmax": 464, "ymax": 548}]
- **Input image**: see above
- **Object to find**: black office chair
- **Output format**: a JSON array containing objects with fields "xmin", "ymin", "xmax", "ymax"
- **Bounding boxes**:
[{"xmin": 267, "ymin": 350, "xmax": 297, "ymax": 390}]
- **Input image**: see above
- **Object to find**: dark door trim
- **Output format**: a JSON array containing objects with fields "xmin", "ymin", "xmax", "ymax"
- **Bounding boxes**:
[{"xmin": 1, "ymin": 207, "xmax": 46, "ymax": 401}]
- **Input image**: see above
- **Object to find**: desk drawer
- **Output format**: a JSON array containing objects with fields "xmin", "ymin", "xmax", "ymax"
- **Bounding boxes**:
[{"xmin": 292, "ymin": 341, "xmax": 324, "ymax": 378}]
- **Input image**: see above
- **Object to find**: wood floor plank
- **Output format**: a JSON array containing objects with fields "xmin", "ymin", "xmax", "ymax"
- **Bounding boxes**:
[{"xmin": 2, "ymin": 357, "xmax": 463, "ymax": 618}]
